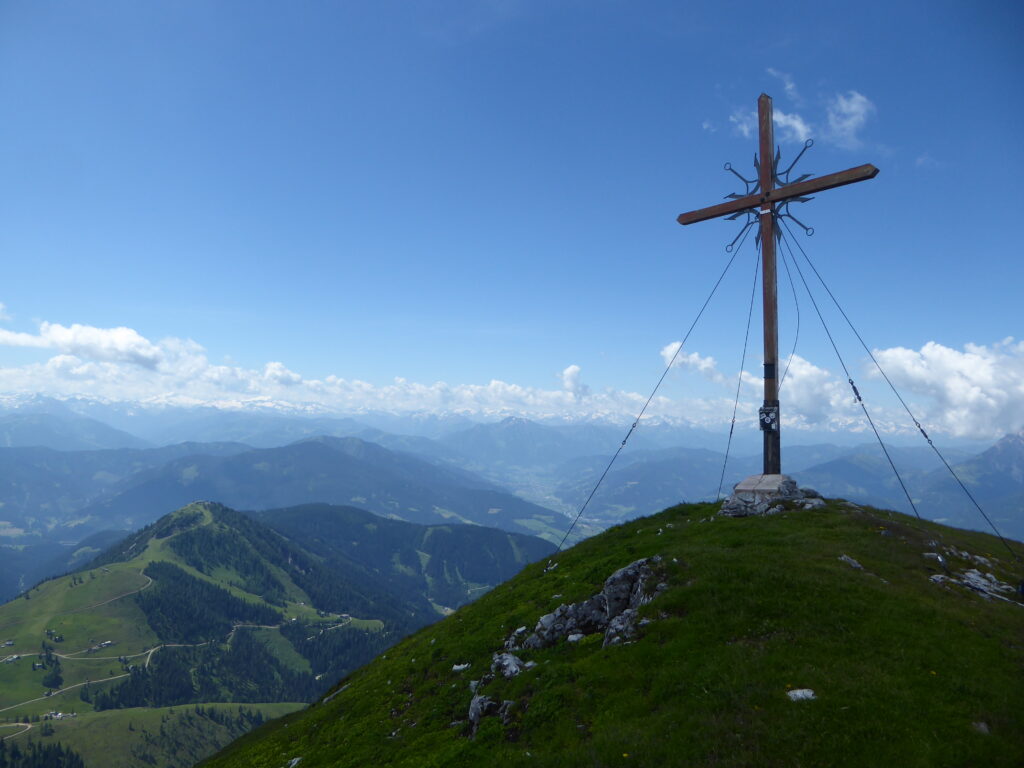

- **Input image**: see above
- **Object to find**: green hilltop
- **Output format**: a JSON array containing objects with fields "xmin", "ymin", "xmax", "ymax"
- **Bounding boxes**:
[
  {"xmin": 0, "ymin": 501, "xmax": 553, "ymax": 768},
  {"xmin": 200, "ymin": 499, "xmax": 1024, "ymax": 768}
]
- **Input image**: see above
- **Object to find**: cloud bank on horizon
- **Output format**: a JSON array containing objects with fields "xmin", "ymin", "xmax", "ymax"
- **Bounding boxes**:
[{"xmin": 0, "ymin": 315, "xmax": 1020, "ymax": 441}]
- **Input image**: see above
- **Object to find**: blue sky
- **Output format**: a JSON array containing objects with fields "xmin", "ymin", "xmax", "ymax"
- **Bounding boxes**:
[{"xmin": 0, "ymin": 1, "xmax": 1021, "ymax": 440}]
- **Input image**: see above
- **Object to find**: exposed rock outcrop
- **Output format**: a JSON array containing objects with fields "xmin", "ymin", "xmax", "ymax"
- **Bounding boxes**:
[
  {"xmin": 514, "ymin": 556, "xmax": 665, "ymax": 650},
  {"xmin": 838, "ymin": 554, "xmax": 864, "ymax": 570},
  {"xmin": 930, "ymin": 568, "xmax": 1019, "ymax": 603},
  {"xmin": 491, "ymin": 652, "xmax": 525, "ymax": 678},
  {"xmin": 466, "ymin": 556, "xmax": 668, "ymax": 737},
  {"xmin": 468, "ymin": 694, "xmax": 498, "ymax": 734}
]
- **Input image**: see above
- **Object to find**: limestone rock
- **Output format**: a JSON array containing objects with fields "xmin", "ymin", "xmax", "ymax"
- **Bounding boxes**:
[
  {"xmin": 468, "ymin": 694, "xmax": 498, "ymax": 733},
  {"xmin": 504, "ymin": 625, "xmax": 528, "ymax": 649},
  {"xmin": 498, "ymin": 700, "xmax": 516, "ymax": 725},
  {"xmin": 930, "ymin": 569, "xmax": 1018, "ymax": 603},
  {"xmin": 519, "ymin": 557, "xmax": 663, "ymax": 650},
  {"xmin": 799, "ymin": 498, "xmax": 826, "ymax": 510},
  {"xmin": 491, "ymin": 652, "xmax": 525, "ymax": 678},
  {"xmin": 960, "ymin": 569, "xmax": 1016, "ymax": 598},
  {"xmin": 786, "ymin": 688, "xmax": 816, "ymax": 701},
  {"xmin": 838, "ymin": 554, "xmax": 863, "ymax": 570},
  {"xmin": 603, "ymin": 608, "xmax": 639, "ymax": 647},
  {"xmin": 468, "ymin": 556, "xmax": 668, "ymax": 741}
]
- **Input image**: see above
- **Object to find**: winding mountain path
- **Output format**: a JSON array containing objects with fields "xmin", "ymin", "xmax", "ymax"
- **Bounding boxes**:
[
  {"xmin": 63, "ymin": 571, "xmax": 154, "ymax": 615},
  {"xmin": 0, "ymin": 673, "xmax": 130, "ymax": 714},
  {"xmin": 0, "ymin": 722, "xmax": 33, "ymax": 741},
  {"xmin": 0, "ymin": 638, "xmax": 210, "ymax": 716},
  {"xmin": 0, "ymin": 569, "xmax": 153, "ymax": 635}
]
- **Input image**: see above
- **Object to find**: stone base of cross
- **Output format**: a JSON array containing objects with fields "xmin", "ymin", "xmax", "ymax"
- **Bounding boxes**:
[{"xmin": 720, "ymin": 474, "xmax": 824, "ymax": 517}]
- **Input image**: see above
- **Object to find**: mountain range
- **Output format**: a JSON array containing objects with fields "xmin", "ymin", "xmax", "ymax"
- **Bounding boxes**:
[
  {"xmin": 0, "ymin": 435, "xmax": 571, "ymax": 602},
  {"xmin": 0, "ymin": 400, "xmax": 1019, "ymax": 600}
]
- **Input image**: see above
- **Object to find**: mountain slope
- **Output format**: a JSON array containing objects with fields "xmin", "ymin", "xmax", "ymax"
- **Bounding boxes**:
[
  {"xmin": 0, "ymin": 502, "xmax": 552, "ymax": 768},
  {"xmin": 917, "ymin": 432, "xmax": 1024, "ymax": 538},
  {"xmin": 252, "ymin": 503, "xmax": 555, "ymax": 612},
  {"xmin": 201, "ymin": 500, "xmax": 1024, "ymax": 768}
]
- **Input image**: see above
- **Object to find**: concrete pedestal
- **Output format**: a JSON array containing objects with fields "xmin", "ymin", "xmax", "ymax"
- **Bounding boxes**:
[
  {"xmin": 731, "ymin": 474, "xmax": 799, "ymax": 503},
  {"xmin": 720, "ymin": 474, "xmax": 815, "ymax": 517}
]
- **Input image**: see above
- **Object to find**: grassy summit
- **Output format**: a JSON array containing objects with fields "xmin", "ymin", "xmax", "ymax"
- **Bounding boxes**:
[{"xmin": 200, "ymin": 500, "xmax": 1024, "ymax": 768}]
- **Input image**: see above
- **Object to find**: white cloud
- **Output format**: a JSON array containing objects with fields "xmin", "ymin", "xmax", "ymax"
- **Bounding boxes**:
[
  {"xmin": 826, "ymin": 91, "xmax": 875, "ymax": 149},
  {"xmin": 263, "ymin": 361, "xmax": 303, "ymax": 387},
  {"xmin": 729, "ymin": 107, "xmax": 810, "ymax": 144},
  {"xmin": 729, "ymin": 109, "xmax": 757, "ymax": 139},
  {"xmin": 733, "ymin": 354, "xmax": 859, "ymax": 433},
  {"xmin": 0, "ymin": 303, "xmax": 10, "ymax": 322},
  {"xmin": 726, "ymin": 88, "xmax": 876, "ymax": 150},
  {"xmin": 766, "ymin": 68, "xmax": 801, "ymax": 103},
  {"xmin": 561, "ymin": 364, "xmax": 590, "ymax": 401},
  {"xmin": 870, "ymin": 339, "xmax": 1024, "ymax": 439},
  {"xmin": 0, "ymin": 322, "xmax": 163, "ymax": 368},
  {"xmin": 773, "ymin": 110, "xmax": 812, "ymax": 143},
  {"xmin": 776, "ymin": 355, "xmax": 856, "ymax": 427},
  {"xmin": 660, "ymin": 342, "xmax": 727, "ymax": 385},
  {"xmin": 701, "ymin": 119, "xmax": 716, "ymax": 133},
  {"xmin": 0, "ymin": 315, "xmax": 1018, "ymax": 439}
]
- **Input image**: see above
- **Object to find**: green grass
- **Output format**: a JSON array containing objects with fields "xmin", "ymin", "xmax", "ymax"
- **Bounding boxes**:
[
  {"xmin": 1, "ymin": 670, "xmax": 127, "ymax": 718},
  {"xmin": 200, "ymin": 501, "xmax": 1024, "ymax": 768},
  {"xmin": 243, "ymin": 628, "xmax": 311, "ymax": 675},
  {"xmin": 0, "ymin": 564, "xmax": 160, "ymax": 714},
  {"xmin": 5, "ymin": 701, "xmax": 304, "ymax": 768},
  {"xmin": 0, "ymin": 566, "xmax": 150, "ymax": 639},
  {"xmin": 346, "ymin": 618, "xmax": 385, "ymax": 631}
]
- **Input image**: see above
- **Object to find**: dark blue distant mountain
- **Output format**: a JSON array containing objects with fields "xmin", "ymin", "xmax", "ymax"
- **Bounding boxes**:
[
  {"xmin": 68, "ymin": 436, "xmax": 568, "ymax": 542},
  {"xmin": 0, "ymin": 411, "xmax": 150, "ymax": 450}
]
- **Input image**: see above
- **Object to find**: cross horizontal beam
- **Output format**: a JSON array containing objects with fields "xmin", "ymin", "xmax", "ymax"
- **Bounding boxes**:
[{"xmin": 676, "ymin": 163, "xmax": 879, "ymax": 226}]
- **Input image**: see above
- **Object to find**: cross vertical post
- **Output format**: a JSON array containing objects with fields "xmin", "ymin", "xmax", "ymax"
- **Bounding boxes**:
[{"xmin": 757, "ymin": 94, "xmax": 781, "ymax": 475}]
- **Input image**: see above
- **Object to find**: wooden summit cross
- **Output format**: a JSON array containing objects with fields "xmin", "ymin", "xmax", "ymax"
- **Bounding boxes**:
[{"xmin": 677, "ymin": 93, "xmax": 878, "ymax": 482}]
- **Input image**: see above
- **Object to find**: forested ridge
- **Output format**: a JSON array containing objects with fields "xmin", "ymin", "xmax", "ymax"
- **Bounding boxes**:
[
  {"xmin": 83, "ymin": 631, "xmax": 316, "ymax": 709},
  {"xmin": 137, "ymin": 561, "xmax": 282, "ymax": 643}
]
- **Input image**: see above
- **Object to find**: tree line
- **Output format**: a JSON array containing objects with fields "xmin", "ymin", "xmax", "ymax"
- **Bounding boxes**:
[
  {"xmin": 0, "ymin": 740, "xmax": 84, "ymax": 768},
  {"xmin": 135, "ymin": 561, "xmax": 282, "ymax": 643}
]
